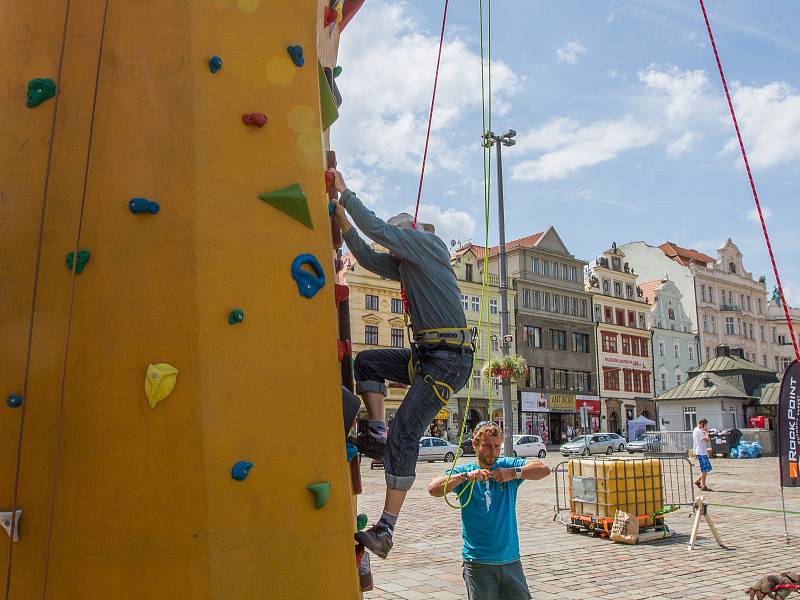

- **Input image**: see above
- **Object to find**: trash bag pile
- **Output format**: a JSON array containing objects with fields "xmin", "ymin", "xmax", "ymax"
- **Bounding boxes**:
[{"xmin": 729, "ymin": 440, "xmax": 762, "ymax": 459}]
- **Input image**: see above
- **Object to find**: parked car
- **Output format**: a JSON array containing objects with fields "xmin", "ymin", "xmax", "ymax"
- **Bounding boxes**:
[
  {"xmin": 459, "ymin": 438, "xmax": 476, "ymax": 456},
  {"xmin": 501, "ymin": 435, "xmax": 547, "ymax": 458},
  {"xmin": 560, "ymin": 434, "xmax": 618, "ymax": 456},
  {"xmin": 625, "ymin": 433, "xmax": 662, "ymax": 453},
  {"xmin": 605, "ymin": 433, "xmax": 627, "ymax": 452},
  {"xmin": 418, "ymin": 437, "xmax": 461, "ymax": 462}
]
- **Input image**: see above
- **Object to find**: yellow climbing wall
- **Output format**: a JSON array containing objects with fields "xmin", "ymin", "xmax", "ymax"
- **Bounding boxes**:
[{"xmin": 0, "ymin": 1, "xmax": 360, "ymax": 598}]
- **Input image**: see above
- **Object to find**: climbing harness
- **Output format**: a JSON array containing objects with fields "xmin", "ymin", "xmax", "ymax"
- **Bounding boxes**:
[{"xmin": 414, "ymin": 327, "xmax": 477, "ymax": 350}]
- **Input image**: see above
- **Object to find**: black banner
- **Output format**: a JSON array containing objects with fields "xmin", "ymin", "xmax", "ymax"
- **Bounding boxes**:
[{"xmin": 778, "ymin": 359, "xmax": 800, "ymax": 487}]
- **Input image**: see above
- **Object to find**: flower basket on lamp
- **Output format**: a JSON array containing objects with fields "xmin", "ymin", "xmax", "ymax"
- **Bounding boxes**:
[{"xmin": 482, "ymin": 355, "xmax": 528, "ymax": 384}]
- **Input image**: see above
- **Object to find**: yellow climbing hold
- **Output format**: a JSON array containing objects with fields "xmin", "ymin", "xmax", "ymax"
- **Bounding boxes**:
[{"xmin": 145, "ymin": 363, "xmax": 179, "ymax": 409}]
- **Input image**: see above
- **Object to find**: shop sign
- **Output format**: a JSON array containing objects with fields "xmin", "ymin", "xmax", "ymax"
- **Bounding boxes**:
[
  {"xmin": 576, "ymin": 395, "xmax": 601, "ymax": 414},
  {"xmin": 521, "ymin": 392, "xmax": 548, "ymax": 412},
  {"xmin": 601, "ymin": 355, "xmax": 649, "ymax": 370},
  {"xmin": 434, "ymin": 408, "xmax": 449, "ymax": 421},
  {"xmin": 549, "ymin": 394, "xmax": 576, "ymax": 412}
]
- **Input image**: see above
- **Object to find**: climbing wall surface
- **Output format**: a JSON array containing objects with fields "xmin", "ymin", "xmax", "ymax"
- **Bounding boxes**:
[{"xmin": 0, "ymin": 1, "xmax": 360, "ymax": 598}]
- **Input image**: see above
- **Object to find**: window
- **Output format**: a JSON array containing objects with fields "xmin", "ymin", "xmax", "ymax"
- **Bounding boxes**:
[
  {"xmin": 640, "ymin": 372, "xmax": 649, "ymax": 393},
  {"xmin": 465, "ymin": 263, "xmax": 473, "ymax": 282},
  {"xmin": 762, "ymin": 354, "xmax": 768, "ymax": 367},
  {"xmin": 675, "ymin": 369, "xmax": 682, "ymax": 385},
  {"xmin": 729, "ymin": 262, "xmax": 736, "ymax": 273},
  {"xmin": 659, "ymin": 341, "xmax": 665, "ymax": 356},
  {"xmin": 612, "ymin": 257, "xmax": 622, "ymax": 271},
  {"xmin": 603, "ymin": 368, "xmax": 620, "ymax": 391},
  {"xmin": 633, "ymin": 371, "xmax": 642, "ymax": 392},
  {"xmin": 688, "ymin": 345, "xmax": 694, "ymax": 362},
  {"xmin": 472, "ymin": 372, "xmax": 482, "ymax": 390},
  {"xmin": 701, "ymin": 284, "xmax": 706, "ymax": 301},
  {"xmin": 522, "ymin": 288, "xmax": 530, "ymax": 308},
  {"xmin": 365, "ymin": 325, "xmax": 379, "ymax": 345},
  {"xmin": 621, "ymin": 335, "xmax": 631, "ymax": 355},
  {"xmin": 461, "ymin": 294, "xmax": 469, "ymax": 311},
  {"xmin": 604, "ymin": 306, "xmax": 613, "ymax": 323},
  {"xmin": 532, "ymin": 290, "xmax": 541, "ymax": 310},
  {"xmin": 740, "ymin": 294, "xmax": 745, "ymax": 309},
  {"xmin": 570, "ymin": 266, "xmax": 577, "ymax": 281},
  {"xmin": 706, "ymin": 347, "xmax": 711, "ymax": 361},
  {"xmin": 709, "ymin": 287, "xmax": 715, "ymax": 303},
  {"xmin": 760, "ymin": 326, "xmax": 765, "ymax": 342},
  {"xmin": 552, "ymin": 295, "xmax": 561, "ymax": 313},
  {"xmin": 660, "ymin": 371, "xmax": 667, "ymax": 392},
  {"xmin": 684, "ymin": 406, "xmax": 698, "ymax": 430},
  {"xmin": 391, "ymin": 328, "xmax": 404, "ymax": 348},
  {"xmin": 638, "ymin": 314, "xmax": 646, "ymax": 329},
  {"xmin": 640, "ymin": 338, "xmax": 649, "ymax": 357},
  {"xmin": 524, "ymin": 326, "xmax": 542, "ymax": 348},
  {"xmin": 737, "ymin": 318, "xmax": 742, "ymax": 336},
  {"xmin": 616, "ymin": 309, "xmax": 625, "ymax": 326},
  {"xmin": 749, "ymin": 323, "xmax": 754, "ymax": 340},
  {"xmin": 550, "ymin": 368, "xmax": 569, "ymax": 390},
  {"xmin": 726, "ymin": 317, "xmax": 735, "ymax": 335},
  {"xmin": 631, "ymin": 337, "xmax": 641, "ymax": 356},
  {"xmin": 703, "ymin": 314, "xmax": 709, "ymax": 333},
  {"xmin": 623, "ymin": 370, "xmax": 633, "ymax": 392},
  {"xmin": 580, "ymin": 300, "xmax": 588, "ymax": 318},
  {"xmin": 626, "ymin": 284, "xmax": 635, "ymax": 299},
  {"xmin": 471, "ymin": 296, "xmax": 480, "ymax": 313},
  {"xmin": 527, "ymin": 366, "xmax": 545, "ymax": 388},
  {"xmin": 574, "ymin": 371, "xmax": 591, "ymax": 392},
  {"xmin": 778, "ymin": 334, "xmax": 789, "ymax": 346},
  {"xmin": 551, "ymin": 329, "xmax": 567, "ymax": 351},
  {"xmin": 490, "ymin": 299, "xmax": 498, "ymax": 315},
  {"xmin": 572, "ymin": 333, "xmax": 590, "ymax": 353},
  {"xmin": 772, "ymin": 327, "xmax": 777, "ymax": 343},
  {"xmin": 543, "ymin": 293, "xmax": 551, "ymax": 312},
  {"xmin": 673, "ymin": 344, "xmax": 680, "ymax": 359},
  {"xmin": 602, "ymin": 332, "xmax": 618, "ymax": 353},
  {"xmin": 628, "ymin": 311, "xmax": 636, "ymax": 327},
  {"xmin": 758, "ymin": 298, "xmax": 763, "ymax": 314},
  {"xmin": 391, "ymin": 298, "xmax": 404, "ymax": 314},
  {"xmin": 365, "ymin": 294, "xmax": 379, "ymax": 310}
]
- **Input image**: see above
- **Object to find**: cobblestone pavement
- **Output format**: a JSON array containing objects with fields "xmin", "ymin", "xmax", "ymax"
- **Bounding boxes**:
[{"xmin": 359, "ymin": 454, "xmax": 799, "ymax": 600}]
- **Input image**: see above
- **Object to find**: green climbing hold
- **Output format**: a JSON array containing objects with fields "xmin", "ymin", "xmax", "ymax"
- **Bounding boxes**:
[
  {"xmin": 26, "ymin": 78, "xmax": 57, "ymax": 108},
  {"xmin": 332, "ymin": 66, "xmax": 343, "ymax": 78},
  {"xmin": 65, "ymin": 250, "xmax": 91, "ymax": 274},
  {"xmin": 258, "ymin": 183, "xmax": 313, "ymax": 229},
  {"xmin": 318, "ymin": 63, "xmax": 339, "ymax": 131},
  {"xmin": 307, "ymin": 481, "xmax": 331, "ymax": 509},
  {"xmin": 228, "ymin": 309, "xmax": 244, "ymax": 325},
  {"xmin": 357, "ymin": 513, "xmax": 368, "ymax": 530}
]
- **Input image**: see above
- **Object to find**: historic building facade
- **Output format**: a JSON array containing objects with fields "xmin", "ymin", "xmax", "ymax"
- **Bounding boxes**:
[
  {"xmin": 766, "ymin": 292, "xmax": 800, "ymax": 376},
  {"xmin": 621, "ymin": 239, "xmax": 775, "ymax": 369},
  {"xmin": 588, "ymin": 244, "xmax": 655, "ymax": 437},
  {"xmin": 638, "ymin": 277, "xmax": 701, "ymax": 407}
]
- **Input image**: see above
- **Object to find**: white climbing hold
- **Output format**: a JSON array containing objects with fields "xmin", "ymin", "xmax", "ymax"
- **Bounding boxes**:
[{"xmin": 0, "ymin": 510, "xmax": 22, "ymax": 542}]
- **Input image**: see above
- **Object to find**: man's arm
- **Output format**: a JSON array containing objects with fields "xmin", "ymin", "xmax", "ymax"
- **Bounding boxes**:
[
  {"xmin": 491, "ymin": 460, "xmax": 550, "ymax": 483},
  {"xmin": 428, "ymin": 469, "xmax": 491, "ymax": 498},
  {"xmin": 333, "ymin": 199, "xmax": 402, "ymax": 281}
]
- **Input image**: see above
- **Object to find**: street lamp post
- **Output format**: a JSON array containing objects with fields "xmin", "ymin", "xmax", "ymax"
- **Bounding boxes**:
[{"xmin": 483, "ymin": 129, "xmax": 516, "ymax": 456}]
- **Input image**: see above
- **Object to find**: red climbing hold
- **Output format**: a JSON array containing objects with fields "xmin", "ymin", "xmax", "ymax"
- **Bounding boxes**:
[
  {"xmin": 324, "ymin": 6, "xmax": 338, "ymax": 27},
  {"xmin": 242, "ymin": 112, "xmax": 268, "ymax": 127},
  {"xmin": 337, "ymin": 339, "xmax": 351, "ymax": 361},
  {"xmin": 339, "ymin": 0, "xmax": 366, "ymax": 31},
  {"xmin": 334, "ymin": 284, "xmax": 349, "ymax": 305}
]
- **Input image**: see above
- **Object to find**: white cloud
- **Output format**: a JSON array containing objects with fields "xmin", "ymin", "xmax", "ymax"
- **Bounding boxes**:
[
  {"xmin": 412, "ymin": 204, "xmax": 476, "ymax": 248},
  {"xmin": 556, "ymin": 40, "xmax": 587, "ymax": 65},
  {"xmin": 746, "ymin": 206, "xmax": 772, "ymax": 224},
  {"xmin": 725, "ymin": 81, "xmax": 800, "ymax": 169},
  {"xmin": 333, "ymin": 1, "xmax": 521, "ymax": 175},
  {"xmin": 510, "ymin": 118, "xmax": 658, "ymax": 181},
  {"xmin": 638, "ymin": 66, "xmax": 715, "ymax": 125},
  {"xmin": 666, "ymin": 132, "xmax": 696, "ymax": 158}
]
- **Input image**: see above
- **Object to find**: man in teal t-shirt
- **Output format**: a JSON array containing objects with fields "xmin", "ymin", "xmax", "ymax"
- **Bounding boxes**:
[{"xmin": 428, "ymin": 423, "xmax": 550, "ymax": 599}]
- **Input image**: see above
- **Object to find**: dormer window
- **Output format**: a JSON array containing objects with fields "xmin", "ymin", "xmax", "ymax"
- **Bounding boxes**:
[
  {"xmin": 668, "ymin": 308, "xmax": 675, "ymax": 320},
  {"xmin": 729, "ymin": 262, "xmax": 736, "ymax": 274},
  {"xmin": 612, "ymin": 257, "xmax": 622, "ymax": 271}
]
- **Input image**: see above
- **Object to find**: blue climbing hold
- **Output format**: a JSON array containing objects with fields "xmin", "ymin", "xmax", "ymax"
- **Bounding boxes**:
[
  {"xmin": 287, "ymin": 45, "xmax": 304, "ymax": 67},
  {"xmin": 328, "ymin": 200, "xmax": 336, "ymax": 216},
  {"xmin": 291, "ymin": 254, "xmax": 325, "ymax": 299},
  {"xmin": 208, "ymin": 55, "xmax": 223, "ymax": 73},
  {"xmin": 346, "ymin": 441, "xmax": 358, "ymax": 462},
  {"xmin": 6, "ymin": 395, "xmax": 22, "ymax": 409},
  {"xmin": 129, "ymin": 197, "xmax": 160, "ymax": 214},
  {"xmin": 231, "ymin": 461, "xmax": 254, "ymax": 481}
]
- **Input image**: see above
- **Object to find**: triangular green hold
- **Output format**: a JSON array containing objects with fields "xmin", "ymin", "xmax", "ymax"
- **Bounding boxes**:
[
  {"xmin": 318, "ymin": 62, "xmax": 339, "ymax": 131},
  {"xmin": 307, "ymin": 481, "xmax": 331, "ymax": 509},
  {"xmin": 258, "ymin": 183, "xmax": 313, "ymax": 229}
]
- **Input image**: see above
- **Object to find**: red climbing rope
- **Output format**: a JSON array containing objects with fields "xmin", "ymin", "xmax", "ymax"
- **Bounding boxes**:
[
  {"xmin": 412, "ymin": 0, "xmax": 449, "ymax": 228},
  {"xmin": 699, "ymin": 0, "xmax": 800, "ymax": 366}
]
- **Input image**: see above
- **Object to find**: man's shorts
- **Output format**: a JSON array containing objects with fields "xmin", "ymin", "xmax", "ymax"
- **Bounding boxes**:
[
  {"xmin": 697, "ymin": 454, "xmax": 712, "ymax": 473},
  {"xmin": 463, "ymin": 560, "xmax": 531, "ymax": 600}
]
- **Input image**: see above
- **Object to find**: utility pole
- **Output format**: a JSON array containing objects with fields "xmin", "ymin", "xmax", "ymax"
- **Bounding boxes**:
[{"xmin": 483, "ymin": 129, "xmax": 516, "ymax": 456}]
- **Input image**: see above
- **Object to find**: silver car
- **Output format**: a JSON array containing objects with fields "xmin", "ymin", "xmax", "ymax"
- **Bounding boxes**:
[
  {"xmin": 560, "ymin": 434, "xmax": 618, "ymax": 456},
  {"xmin": 418, "ymin": 437, "xmax": 461, "ymax": 462},
  {"xmin": 626, "ymin": 433, "xmax": 662, "ymax": 453}
]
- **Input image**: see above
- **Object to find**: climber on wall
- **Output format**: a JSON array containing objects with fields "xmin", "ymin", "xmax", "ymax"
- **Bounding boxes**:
[{"xmin": 329, "ymin": 168, "xmax": 473, "ymax": 560}]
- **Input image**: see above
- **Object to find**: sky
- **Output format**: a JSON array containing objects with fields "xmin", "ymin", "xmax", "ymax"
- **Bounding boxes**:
[{"xmin": 331, "ymin": 0, "xmax": 800, "ymax": 304}]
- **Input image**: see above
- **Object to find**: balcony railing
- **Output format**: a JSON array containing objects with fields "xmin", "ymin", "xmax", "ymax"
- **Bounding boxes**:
[{"xmin": 720, "ymin": 304, "xmax": 741, "ymax": 312}]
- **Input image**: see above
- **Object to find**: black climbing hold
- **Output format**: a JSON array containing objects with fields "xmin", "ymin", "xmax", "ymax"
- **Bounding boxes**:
[
  {"xmin": 6, "ymin": 395, "xmax": 22, "ymax": 409},
  {"xmin": 129, "ymin": 197, "xmax": 160, "ymax": 214},
  {"xmin": 287, "ymin": 45, "xmax": 304, "ymax": 67},
  {"xmin": 228, "ymin": 309, "xmax": 244, "ymax": 325},
  {"xmin": 231, "ymin": 461, "xmax": 253, "ymax": 481},
  {"xmin": 208, "ymin": 55, "xmax": 222, "ymax": 73},
  {"xmin": 291, "ymin": 254, "xmax": 325, "ymax": 299},
  {"xmin": 65, "ymin": 250, "xmax": 91, "ymax": 274},
  {"xmin": 26, "ymin": 78, "xmax": 57, "ymax": 108},
  {"xmin": 324, "ymin": 67, "xmax": 342, "ymax": 108}
]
